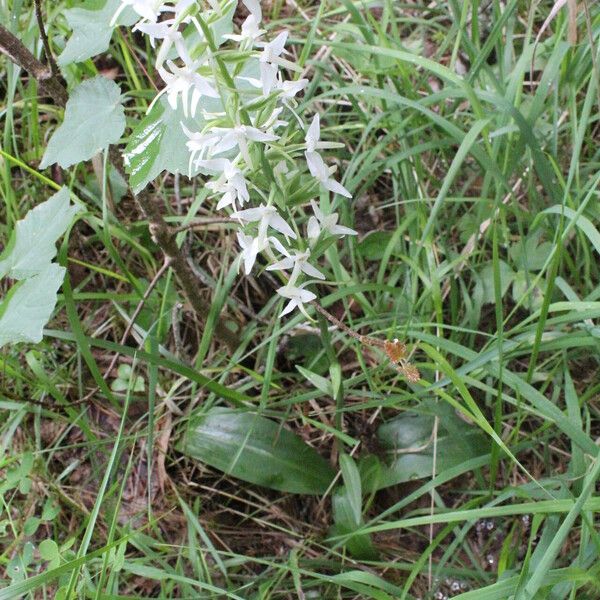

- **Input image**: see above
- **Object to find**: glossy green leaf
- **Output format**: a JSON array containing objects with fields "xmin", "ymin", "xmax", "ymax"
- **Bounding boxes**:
[
  {"xmin": 40, "ymin": 77, "xmax": 126, "ymax": 169},
  {"xmin": 123, "ymin": 99, "xmax": 203, "ymax": 194},
  {"xmin": 58, "ymin": 0, "xmax": 137, "ymax": 67},
  {"xmin": 0, "ymin": 187, "xmax": 81, "ymax": 280},
  {"xmin": 179, "ymin": 407, "xmax": 335, "ymax": 494},
  {"xmin": 0, "ymin": 264, "xmax": 66, "ymax": 348},
  {"xmin": 376, "ymin": 402, "xmax": 490, "ymax": 488}
]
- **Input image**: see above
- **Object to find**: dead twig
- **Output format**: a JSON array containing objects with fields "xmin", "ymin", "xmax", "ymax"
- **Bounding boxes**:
[{"xmin": 33, "ymin": 0, "xmax": 60, "ymax": 77}]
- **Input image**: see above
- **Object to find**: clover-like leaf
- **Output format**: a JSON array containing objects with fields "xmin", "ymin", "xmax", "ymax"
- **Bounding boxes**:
[
  {"xmin": 0, "ymin": 264, "xmax": 66, "ymax": 348},
  {"xmin": 0, "ymin": 187, "xmax": 81, "ymax": 280},
  {"xmin": 40, "ymin": 77, "xmax": 126, "ymax": 169},
  {"xmin": 58, "ymin": 0, "xmax": 138, "ymax": 67}
]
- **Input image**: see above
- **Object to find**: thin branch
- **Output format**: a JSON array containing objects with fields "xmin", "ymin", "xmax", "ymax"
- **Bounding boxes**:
[
  {"xmin": 34, "ymin": 0, "xmax": 60, "ymax": 77},
  {"xmin": 173, "ymin": 217, "xmax": 235, "ymax": 233},
  {"xmin": 312, "ymin": 301, "xmax": 420, "ymax": 382},
  {"xmin": 0, "ymin": 23, "xmax": 67, "ymax": 105},
  {"xmin": 103, "ymin": 258, "xmax": 173, "ymax": 381},
  {"xmin": 0, "ymin": 23, "xmax": 239, "ymax": 351},
  {"xmin": 311, "ymin": 301, "xmax": 384, "ymax": 348}
]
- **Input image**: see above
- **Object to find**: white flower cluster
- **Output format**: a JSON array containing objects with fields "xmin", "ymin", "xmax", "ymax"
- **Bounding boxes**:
[{"xmin": 114, "ymin": 0, "xmax": 357, "ymax": 318}]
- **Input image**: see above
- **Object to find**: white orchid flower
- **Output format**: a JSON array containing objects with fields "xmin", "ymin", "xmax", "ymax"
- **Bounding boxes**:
[
  {"xmin": 305, "ymin": 114, "xmax": 345, "ymax": 153},
  {"xmin": 257, "ymin": 31, "xmax": 295, "ymax": 95},
  {"xmin": 262, "ymin": 106, "xmax": 288, "ymax": 132},
  {"xmin": 231, "ymin": 203, "xmax": 296, "ymax": 243},
  {"xmin": 266, "ymin": 248, "xmax": 324, "ymax": 284},
  {"xmin": 111, "ymin": 0, "xmax": 169, "ymax": 26},
  {"xmin": 236, "ymin": 232, "xmax": 287, "ymax": 275},
  {"xmin": 181, "ymin": 126, "xmax": 221, "ymax": 174},
  {"xmin": 124, "ymin": 1, "xmax": 357, "ymax": 317},
  {"xmin": 305, "ymin": 151, "xmax": 352, "ymax": 198},
  {"xmin": 236, "ymin": 73, "xmax": 307, "ymax": 106},
  {"xmin": 209, "ymin": 125, "xmax": 278, "ymax": 166},
  {"xmin": 276, "ymin": 283, "xmax": 317, "ymax": 318},
  {"xmin": 135, "ymin": 19, "xmax": 192, "ymax": 66},
  {"xmin": 278, "ymin": 77, "xmax": 308, "ymax": 102},
  {"xmin": 224, "ymin": 0, "xmax": 264, "ymax": 46},
  {"xmin": 307, "ymin": 199, "xmax": 357, "ymax": 242},
  {"xmin": 197, "ymin": 160, "xmax": 250, "ymax": 210},
  {"xmin": 154, "ymin": 60, "xmax": 219, "ymax": 118}
]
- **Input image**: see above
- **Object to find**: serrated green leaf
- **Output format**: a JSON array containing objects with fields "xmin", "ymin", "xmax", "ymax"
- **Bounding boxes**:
[
  {"xmin": 40, "ymin": 77, "xmax": 126, "ymax": 169},
  {"xmin": 0, "ymin": 187, "xmax": 81, "ymax": 280},
  {"xmin": 178, "ymin": 407, "xmax": 335, "ymax": 494},
  {"xmin": 0, "ymin": 264, "xmax": 66, "ymax": 348},
  {"xmin": 58, "ymin": 0, "xmax": 137, "ymax": 67},
  {"xmin": 124, "ymin": 97, "xmax": 218, "ymax": 194}
]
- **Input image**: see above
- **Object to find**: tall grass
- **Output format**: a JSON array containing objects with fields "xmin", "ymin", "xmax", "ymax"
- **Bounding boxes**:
[{"xmin": 1, "ymin": 0, "xmax": 600, "ymax": 598}]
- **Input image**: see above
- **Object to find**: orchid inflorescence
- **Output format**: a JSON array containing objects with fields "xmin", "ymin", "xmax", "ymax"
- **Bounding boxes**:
[{"xmin": 114, "ymin": 0, "xmax": 357, "ymax": 318}]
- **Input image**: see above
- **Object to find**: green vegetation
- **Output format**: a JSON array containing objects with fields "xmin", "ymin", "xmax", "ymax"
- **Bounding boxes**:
[{"xmin": 1, "ymin": 0, "xmax": 600, "ymax": 598}]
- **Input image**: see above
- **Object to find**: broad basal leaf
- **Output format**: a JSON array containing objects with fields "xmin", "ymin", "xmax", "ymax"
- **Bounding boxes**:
[
  {"xmin": 40, "ymin": 77, "xmax": 126, "ymax": 169},
  {"xmin": 0, "ymin": 187, "xmax": 81, "ymax": 280},
  {"xmin": 178, "ymin": 407, "xmax": 335, "ymax": 494},
  {"xmin": 0, "ymin": 264, "xmax": 66, "ymax": 348},
  {"xmin": 123, "ymin": 97, "xmax": 219, "ymax": 194},
  {"xmin": 375, "ymin": 401, "xmax": 490, "ymax": 488},
  {"xmin": 58, "ymin": 0, "xmax": 137, "ymax": 67}
]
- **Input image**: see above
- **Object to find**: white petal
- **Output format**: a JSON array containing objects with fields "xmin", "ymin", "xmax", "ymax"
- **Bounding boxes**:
[
  {"xmin": 310, "ymin": 199, "xmax": 324, "ymax": 222},
  {"xmin": 279, "ymin": 298, "xmax": 297, "ymax": 317},
  {"xmin": 244, "ymin": 127, "xmax": 278, "ymax": 142},
  {"xmin": 190, "ymin": 88, "xmax": 201, "ymax": 117},
  {"xmin": 305, "ymin": 151, "xmax": 329, "ymax": 181},
  {"xmin": 301, "ymin": 262, "xmax": 325, "ymax": 280},
  {"xmin": 194, "ymin": 75, "xmax": 219, "ymax": 98},
  {"xmin": 269, "ymin": 213, "xmax": 297, "ymax": 239},
  {"xmin": 270, "ymin": 31, "xmax": 288, "ymax": 56},
  {"xmin": 323, "ymin": 178, "xmax": 352, "ymax": 199},
  {"xmin": 269, "ymin": 236, "xmax": 289, "ymax": 256},
  {"xmin": 266, "ymin": 257, "xmax": 295, "ymax": 271},
  {"xmin": 307, "ymin": 216, "xmax": 320, "ymax": 241},
  {"xmin": 237, "ymin": 231, "xmax": 252, "ymax": 249},
  {"xmin": 194, "ymin": 158, "xmax": 231, "ymax": 173},
  {"xmin": 211, "ymin": 134, "xmax": 238, "ymax": 156},
  {"xmin": 231, "ymin": 206, "xmax": 267, "ymax": 222},
  {"xmin": 298, "ymin": 288, "xmax": 317, "ymax": 303},
  {"xmin": 241, "ymin": 240, "xmax": 260, "ymax": 274},
  {"xmin": 216, "ymin": 192, "xmax": 235, "ymax": 210},
  {"xmin": 242, "ymin": 0, "xmax": 262, "ymax": 19},
  {"xmin": 331, "ymin": 224, "xmax": 358, "ymax": 236},
  {"xmin": 260, "ymin": 62, "xmax": 278, "ymax": 95},
  {"xmin": 306, "ymin": 114, "xmax": 320, "ymax": 150}
]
